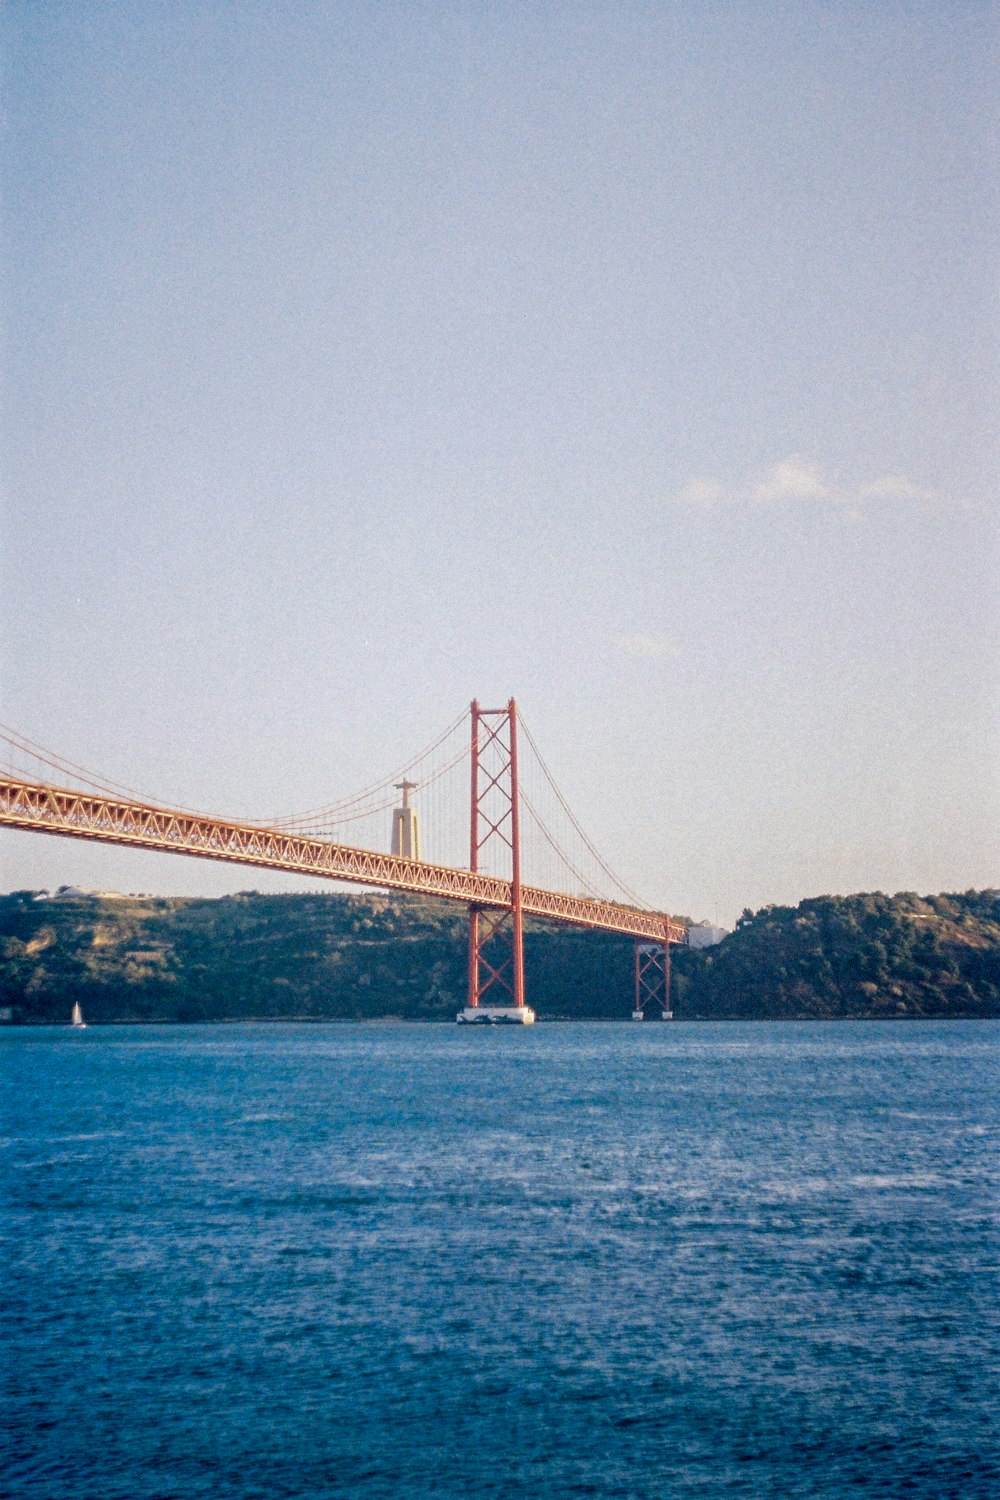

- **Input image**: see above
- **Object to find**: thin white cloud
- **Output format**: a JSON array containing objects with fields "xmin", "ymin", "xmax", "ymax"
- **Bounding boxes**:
[
  {"xmin": 675, "ymin": 455, "xmax": 963, "ymax": 515},
  {"xmin": 751, "ymin": 456, "xmax": 829, "ymax": 505},
  {"xmin": 613, "ymin": 632, "xmax": 680, "ymax": 659},
  {"xmin": 855, "ymin": 475, "xmax": 937, "ymax": 504},
  {"xmin": 677, "ymin": 478, "xmax": 727, "ymax": 510}
]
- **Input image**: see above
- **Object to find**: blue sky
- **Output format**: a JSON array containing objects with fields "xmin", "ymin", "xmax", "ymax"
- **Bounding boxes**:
[{"xmin": 2, "ymin": 1, "xmax": 997, "ymax": 926}]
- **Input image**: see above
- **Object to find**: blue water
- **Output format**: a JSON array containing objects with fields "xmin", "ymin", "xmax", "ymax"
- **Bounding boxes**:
[{"xmin": 2, "ymin": 1022, "xmax": 997, "ymax": 1499}]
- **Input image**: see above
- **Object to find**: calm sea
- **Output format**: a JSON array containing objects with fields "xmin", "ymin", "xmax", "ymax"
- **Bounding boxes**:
[{"xmin": 2, "ymin": 1021, "xmax": 997, "ymax": 1499}]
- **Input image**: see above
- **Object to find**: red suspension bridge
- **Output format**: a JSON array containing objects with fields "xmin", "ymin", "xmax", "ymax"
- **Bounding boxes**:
[{"xmin": 0, "ymin": 700, "xmax": 685, "ymax": 1022}]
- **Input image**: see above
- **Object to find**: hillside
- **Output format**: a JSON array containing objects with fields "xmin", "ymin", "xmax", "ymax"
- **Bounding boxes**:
[
  {"xmin": 0, "ymin": 887, "xmax": 997, "ymax": 1023},
  {"xmin": 0, "ymin": 889, "xmax": 637, "ymax": 1024},
  {"xmin": 673, "ymin": 890, "xmax": 1000, "ymax": 1020}
]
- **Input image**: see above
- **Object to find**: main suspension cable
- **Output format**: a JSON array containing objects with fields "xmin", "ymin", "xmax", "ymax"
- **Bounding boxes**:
[
  {"xmin": 0, "ymin": 708, "xmax": 470, "ymax": 833},
  {"xmin": 520, "ymin": 790, "xmax": 607, "ymax": 901},
  {"xmin": 263, "ymin": 707, "xmax": 468, "ymax": 824},
  {"xmin": 517, "ymin": 713, "xmax": 647, "ymax": 907}
]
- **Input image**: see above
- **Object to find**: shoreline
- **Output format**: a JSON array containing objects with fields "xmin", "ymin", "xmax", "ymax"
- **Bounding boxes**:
[{"xmin": 3, "ymin": 1013, "xmax": 995, "ymax": 1028}]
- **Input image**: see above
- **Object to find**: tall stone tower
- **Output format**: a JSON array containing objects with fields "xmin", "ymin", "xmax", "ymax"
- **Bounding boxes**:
[{"xmin": 390, "ymin": 778, "xmax": 421, "ymax": 860}]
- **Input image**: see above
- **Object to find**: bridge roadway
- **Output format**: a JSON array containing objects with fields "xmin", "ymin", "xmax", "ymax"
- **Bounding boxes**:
[{"xmin": 0, "ymin": 777, "xmax": 686, "ymax": 945}]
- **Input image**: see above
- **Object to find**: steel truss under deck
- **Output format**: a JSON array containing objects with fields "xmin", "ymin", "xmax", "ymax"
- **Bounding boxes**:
[{"xmin": 0, "ymin": 775, "xmax": 687, "ymax": 945}]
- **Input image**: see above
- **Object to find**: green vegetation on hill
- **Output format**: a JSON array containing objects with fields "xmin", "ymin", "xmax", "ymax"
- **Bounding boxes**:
[
  {"xmin": 0, "ymin": 889, "xmax": 636, "ymax": 1023},
  {"xmin": 0, "ymin": 887, "xmax": 996, "ymax": 1023},
  {"xmin": 674, "ymin": 890, "xmax": 1000, "ymax": 1019}
]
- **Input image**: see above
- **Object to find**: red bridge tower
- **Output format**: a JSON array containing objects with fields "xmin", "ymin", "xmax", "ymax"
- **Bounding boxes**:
[{"xmin": 458, "ymin": 699, "xmax": 534, "ymax": 1025}]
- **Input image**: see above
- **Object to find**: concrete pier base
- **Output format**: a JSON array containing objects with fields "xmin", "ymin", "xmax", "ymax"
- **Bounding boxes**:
[{"xmin": 456, "ymin": 1005, "xmax": 535, "ymax": 1026}]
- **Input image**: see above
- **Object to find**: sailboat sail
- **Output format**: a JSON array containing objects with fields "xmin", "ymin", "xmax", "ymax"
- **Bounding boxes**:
[{"xmin": 71, "ymin": 1002, "xmax": 86, "ymax": 1028}]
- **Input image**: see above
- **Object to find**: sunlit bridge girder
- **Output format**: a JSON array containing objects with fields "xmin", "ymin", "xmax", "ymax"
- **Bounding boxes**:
[{"xmin": 0, "ymin": 777, "xmax": 686, "ymax": 945}]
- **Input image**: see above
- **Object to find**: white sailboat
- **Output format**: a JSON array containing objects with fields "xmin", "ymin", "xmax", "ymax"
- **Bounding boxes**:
[{"xmin": 71, "ymin": 1001, "xmax": 86, "ymax": 1029}]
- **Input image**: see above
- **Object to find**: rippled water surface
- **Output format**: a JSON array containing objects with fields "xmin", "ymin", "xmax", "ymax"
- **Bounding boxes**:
[{"xmin": 3, "ymin": 1021, "xmax": 998, "ymax": 1498}]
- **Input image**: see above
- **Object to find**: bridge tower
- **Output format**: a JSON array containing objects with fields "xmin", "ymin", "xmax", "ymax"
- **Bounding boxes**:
[{"xmin": 457, "ymin": 698, "xmax": 535, "ymax": 1025}]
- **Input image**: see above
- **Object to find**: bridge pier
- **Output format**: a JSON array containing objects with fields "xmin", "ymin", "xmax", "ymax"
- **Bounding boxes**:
[{"xmin": 632, "ymin": 927, "xmax": 673, "ymax": 1020}]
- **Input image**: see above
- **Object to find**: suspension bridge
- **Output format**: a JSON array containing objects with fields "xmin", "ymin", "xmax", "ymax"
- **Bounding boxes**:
[{"xmin": 0, "ymin": 701, "xmax": 685, "ymax": 1022}]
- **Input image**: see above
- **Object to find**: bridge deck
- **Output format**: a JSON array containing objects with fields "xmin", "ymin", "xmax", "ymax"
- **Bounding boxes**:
[{"xmin": 0, "ymin": 777, "xmax": 685, "ymax": 944}]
